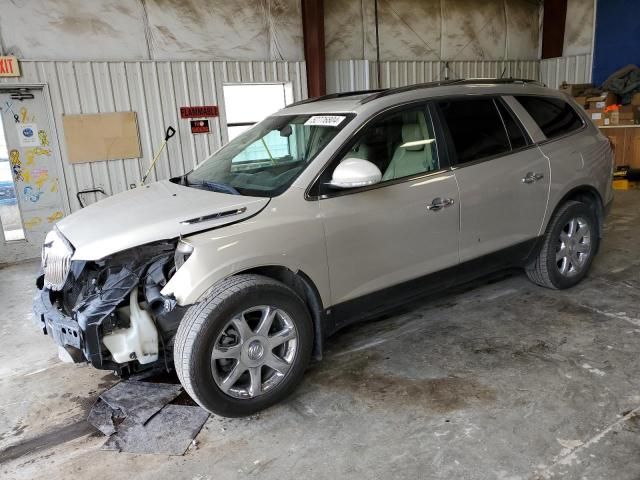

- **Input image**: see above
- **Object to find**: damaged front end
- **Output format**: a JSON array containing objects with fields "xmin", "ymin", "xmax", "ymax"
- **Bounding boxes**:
[{"xmin": 34, "ymin": 229, "xmax": 189, "ymax": 375}]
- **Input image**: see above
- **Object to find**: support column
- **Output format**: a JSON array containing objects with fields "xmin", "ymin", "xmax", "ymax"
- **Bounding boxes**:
[
  {"xmin": 541, "ymin": 0, "xmax": 568, "ymax": 59},
  {"xmin": 301, "ymin": 0, "xmax": 326, "ymax": 97}
]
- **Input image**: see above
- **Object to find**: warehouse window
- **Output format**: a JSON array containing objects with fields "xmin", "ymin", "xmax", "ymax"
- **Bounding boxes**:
[
  {"xmin": 515, "ymin": 96, "xmax": 583, "ymax": 140},
  {"xmin": 223, "ymin": 83, "xmax": 293, "ymax": 140}
]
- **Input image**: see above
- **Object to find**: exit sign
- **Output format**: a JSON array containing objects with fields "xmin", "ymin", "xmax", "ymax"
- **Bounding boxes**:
[{"xmin": 0, "ymin": 56, "xmax": 20, "ymax": 77}]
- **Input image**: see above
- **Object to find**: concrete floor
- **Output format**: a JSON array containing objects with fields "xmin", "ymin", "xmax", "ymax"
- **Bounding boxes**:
[{"xmin": 2, "ymin": 191, "xmax": 640, "ymax": 479}]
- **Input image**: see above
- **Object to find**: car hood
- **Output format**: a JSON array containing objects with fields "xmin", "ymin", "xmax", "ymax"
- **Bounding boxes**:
[{"xmin": 57, "ymin": 180, "xmax": 270, "ymax": 260}]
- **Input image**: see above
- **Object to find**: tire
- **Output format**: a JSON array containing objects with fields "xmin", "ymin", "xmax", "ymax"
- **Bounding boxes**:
[
  {"xmin": 526, "ymin": 200, "xmax": 599, "ymax": 289},
  {"xmin": 174, "ymin": 274, "xmax": 313, "ymax": 417}
]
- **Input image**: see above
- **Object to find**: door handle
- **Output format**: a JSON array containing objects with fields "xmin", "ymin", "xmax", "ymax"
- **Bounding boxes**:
[
  {"xmin": 522, "ymin": 172, "xmax": 544, "ymax": 184},
  {"xmin": 427, "ymin": 197, "xmax": 455, "ymax": 211}
]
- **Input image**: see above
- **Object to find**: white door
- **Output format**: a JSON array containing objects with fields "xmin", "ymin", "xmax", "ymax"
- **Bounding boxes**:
[{"xmin": 0, "ymin": 88, "xmax": 66, "ymax": 263}]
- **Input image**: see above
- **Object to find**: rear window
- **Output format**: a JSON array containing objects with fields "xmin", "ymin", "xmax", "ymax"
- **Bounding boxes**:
[
  {"xmin": 515, "ymin": 96, "xmax": 583, "ymax": 140},
  {"xmin": 437, "ymin": 97, "xmax": 511, "ymax": 164}
]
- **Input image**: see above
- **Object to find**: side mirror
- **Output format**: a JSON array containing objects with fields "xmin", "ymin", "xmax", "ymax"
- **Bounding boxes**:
[{"xmin": 328, "ymin": 158, "xmax": 382, "ymax": 189}]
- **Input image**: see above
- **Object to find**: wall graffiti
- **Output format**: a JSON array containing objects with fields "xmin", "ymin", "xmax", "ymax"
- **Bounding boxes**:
[
  {"xmin": 25, "ymin": 146, "xmax": 51, "ymax": 166},
  {"xmin": 47, "ymin": 211, "xmax": 63, "ymax": 223},
  {"xmin": 38, "ymin": 129, "xmax": 49, "ymax": 146},
  {"xmin": 23, "ymin": 185, "xmax": 43, "ymax": 203},
  {"xmin": 23, "ymin": 217, "xmax": 42, "ymax": 229},
  {"xmin": 9, "ymin": 149, "xmax": 23, "ymax": 181},
  {"xmin": 31, "ymin": 167, "xmax": 49, "ymax": 189},
  {"xmin": 19, "ymin": 106, "xmax": 33, "ymax": 123}
]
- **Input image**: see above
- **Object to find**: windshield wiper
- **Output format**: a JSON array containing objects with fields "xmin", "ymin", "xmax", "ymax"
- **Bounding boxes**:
[{"xmin": 186, "ymin": 178, "xmax": 241, "ymax": 195}]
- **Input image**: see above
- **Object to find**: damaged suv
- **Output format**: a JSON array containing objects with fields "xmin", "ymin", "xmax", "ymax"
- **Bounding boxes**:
[{"xmin": 35, "ymin": 79, "xmax": 613, "ymax": 417}]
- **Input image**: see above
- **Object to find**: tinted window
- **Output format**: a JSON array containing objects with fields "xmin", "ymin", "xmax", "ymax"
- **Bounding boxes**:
[
  {"xmin": 496, "ymin": 100, "xmax": 529, "ymax": 149},
  {"xmin": 515, "ymin": 96, "xmax": 583, "ymax": 139},
  {"xmin": 322, "ymin": 105, "xmax": 440, "ymax": 190},
  {"xmin": 438, "ymin": 98, "xmax": 510, "ymax": 164}
]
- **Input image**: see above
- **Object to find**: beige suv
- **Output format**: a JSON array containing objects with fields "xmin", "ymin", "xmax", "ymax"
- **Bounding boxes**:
[{"xmin": 35, "ymin": 79, "xmax": 613, "ymax": 416}]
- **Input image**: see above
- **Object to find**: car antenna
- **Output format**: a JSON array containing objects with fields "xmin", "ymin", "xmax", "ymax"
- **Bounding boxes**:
[{"xmin": 140, "ymin": 126, "xmax": 176, "ymax": 186}]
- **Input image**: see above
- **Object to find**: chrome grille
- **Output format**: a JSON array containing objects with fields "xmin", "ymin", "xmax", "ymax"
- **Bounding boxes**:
[{"xmin": 42, "ymin": 229, "xmax": 73, "ymax": 291}]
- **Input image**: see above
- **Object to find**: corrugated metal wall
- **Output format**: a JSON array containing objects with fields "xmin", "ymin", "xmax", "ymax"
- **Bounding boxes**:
[
  {"xmin": 1, "ymin": 55, "xmax": 593, "ymax": 213},
  {"xmin": 539, "ymin": 54, "xmax": 593, "ymax": 89},
  {"xmin": 327, "ymin": 60, "xmax": 541, "ymax": 93},
  {"xmin": 1, "ymin": 60, "xmax": 307, "ymax": 212}
]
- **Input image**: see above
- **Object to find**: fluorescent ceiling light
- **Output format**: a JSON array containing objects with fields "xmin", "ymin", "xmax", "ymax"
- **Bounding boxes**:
[{"xmin": 400, "ymin": 138, "xmax": 435, "ymax": 148}]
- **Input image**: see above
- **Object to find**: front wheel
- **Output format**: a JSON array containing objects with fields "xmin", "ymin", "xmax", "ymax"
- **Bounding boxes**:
[
  {"xmin": 174, "ymin": 274, "xmax": 313, "ymax": 417},
  {"xmin": 526, "ymin": 200, "xmax": 599, "ymax": 289}
]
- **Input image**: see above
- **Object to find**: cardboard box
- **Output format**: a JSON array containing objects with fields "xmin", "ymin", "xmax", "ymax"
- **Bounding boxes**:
[
  {"xmin": 632, "ymin": 92, "xmax": 640, "ymax": 106},
  {"xmin": 560, "ymin": 82, "xmax": 593, "ymax": 97},
  {"xmin": 574, "ymin": 96, "xmax": 588, "ymax": 108},
  {"xmin": 587, "ymin": 92, "xmax": 617, "ymax": 109},
  {"xmin": 589, "ymin": 110, "xmax": 610, "ymax": 127}
]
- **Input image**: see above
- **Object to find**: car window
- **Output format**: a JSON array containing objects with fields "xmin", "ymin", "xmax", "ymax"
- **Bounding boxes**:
[
  {"xmin": 514, "ymin": 96, "xmax": 583, "ymax": 140},
  {"xmin": 185, "ymin": 114, "xmax": 352, "ymax": 197},
  {"xmin": 437, "ymin": 97, "xmax": 511, "ymax": 165},
  {"xmin": 496, "ymin": 99, "xmax": 529, "ymax": 149},
  {"xmin": 331, "ymin": 105, "xmax": 440, "ymax": 185}
]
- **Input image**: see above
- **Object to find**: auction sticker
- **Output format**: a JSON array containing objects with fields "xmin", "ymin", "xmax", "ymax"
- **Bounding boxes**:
[{"xmin": 304, "ymin": 115, "xmax": 346, "ymax": 127}]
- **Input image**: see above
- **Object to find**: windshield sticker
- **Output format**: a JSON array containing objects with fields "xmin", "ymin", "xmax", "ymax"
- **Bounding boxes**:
[{"xmin": 304, "ymin": 115, "xmax": 346, "ymax": 127}]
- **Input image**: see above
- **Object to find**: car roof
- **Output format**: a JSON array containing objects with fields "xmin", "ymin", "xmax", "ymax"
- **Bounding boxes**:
[{"xmin": 277, "ymin": 79, "xmax": 563, "ymax": 116}]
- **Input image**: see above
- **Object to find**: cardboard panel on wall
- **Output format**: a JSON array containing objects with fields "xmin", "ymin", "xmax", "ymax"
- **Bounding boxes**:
[{"xmin": 62, "ymin": 112, "xmax": 141, "ymax": 164}]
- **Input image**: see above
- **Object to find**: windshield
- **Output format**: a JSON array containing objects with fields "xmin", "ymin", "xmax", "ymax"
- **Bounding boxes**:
[{"xmin": 184, "ymin": 114, "xmax": 352, "ymax": 197}]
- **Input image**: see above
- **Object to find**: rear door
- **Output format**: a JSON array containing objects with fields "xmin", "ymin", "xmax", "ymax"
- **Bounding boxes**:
[{"xmin": 436, "ymin": 96, "xmax": 550, "ymax": 264}]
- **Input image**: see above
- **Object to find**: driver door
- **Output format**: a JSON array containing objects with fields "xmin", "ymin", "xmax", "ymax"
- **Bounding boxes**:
[{"xmin": 315, "ymin": 103, "xmax": 460, "ymax": 317}]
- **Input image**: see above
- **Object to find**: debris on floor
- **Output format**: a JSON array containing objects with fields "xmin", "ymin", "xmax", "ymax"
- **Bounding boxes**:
[{"xmin": 87, "ymin": 379, "xmax": 209, "ymax": 455}]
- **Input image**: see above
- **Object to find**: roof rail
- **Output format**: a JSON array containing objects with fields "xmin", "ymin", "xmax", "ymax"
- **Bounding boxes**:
[
  {"xmin": 359, "ymin": 77, "xmax": 545, "ymax": 104},
  {"xmin": 360, "ymin": 80, "xmax": 464, "ymax": 104},
  {"xmin": 288, "ymin": 89, "xmax": 387, "ymax": 107}
]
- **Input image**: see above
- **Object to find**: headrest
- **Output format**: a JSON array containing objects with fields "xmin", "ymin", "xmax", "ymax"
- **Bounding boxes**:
[{"xmin": 402, "ymin": 124, "xmax": 424, "ymax": 151}]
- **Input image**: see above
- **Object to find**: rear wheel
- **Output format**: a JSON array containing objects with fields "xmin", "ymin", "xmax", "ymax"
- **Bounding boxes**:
[
  {"xmin": 526, "ymin": 200, "xmax": 599, "ymax": 289},
  {"xmin": 174, "ymin": 274, "xmax": 313, "ymax": 417}
]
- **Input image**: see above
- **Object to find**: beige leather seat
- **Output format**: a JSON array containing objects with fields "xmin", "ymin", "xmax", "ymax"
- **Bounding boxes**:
[{"xmin": 382, "ymin": 123, "xmax": 435, "ymax": 181}]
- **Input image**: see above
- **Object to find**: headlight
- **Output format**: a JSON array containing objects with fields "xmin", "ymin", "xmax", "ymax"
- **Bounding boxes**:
[{"xmin": 42, "ymin": 228, "xmax": 74, "ymax": 291}]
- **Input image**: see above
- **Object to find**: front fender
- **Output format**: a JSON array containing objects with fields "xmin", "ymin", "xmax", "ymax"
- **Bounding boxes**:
[{"xmin": 161, "ymin": 195, "xmax": 330, "ymax": 307}]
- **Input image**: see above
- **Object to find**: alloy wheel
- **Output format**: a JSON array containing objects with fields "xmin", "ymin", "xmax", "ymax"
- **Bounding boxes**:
[
  {"xmin": 556, "ymin": 216, "xmax": 591, "ymax": 277},
  {"xmin": 211, "ymin": 306, "xmax": 298, "ymax": 399}
]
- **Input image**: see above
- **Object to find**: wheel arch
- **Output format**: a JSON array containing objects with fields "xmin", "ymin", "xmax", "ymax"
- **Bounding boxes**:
[
  {"xmin": 553, "ymin": 185, "xmax": 605, "ymax": 237},
  {"xmin": 236, "ymin": 265, "xmax": 326, "ymax": 361}
]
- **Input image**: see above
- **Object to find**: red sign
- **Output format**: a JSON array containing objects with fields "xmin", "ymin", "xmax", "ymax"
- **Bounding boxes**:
[
  {"xmin": 180, "ymin": 105, "xmax": 218, "ymax": 118},
  {"xmin": 0, "ymin": 56, "xmax": 20, "ymax": 77},
  {"xmin": 190, "ymin": 120, "xmax": 210, "ymax": 134}
]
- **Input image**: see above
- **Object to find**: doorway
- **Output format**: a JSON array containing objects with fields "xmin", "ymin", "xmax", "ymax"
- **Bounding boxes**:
[{"xmin": 0, "ymin": 87, "xmax": 66, "ymax": 263}]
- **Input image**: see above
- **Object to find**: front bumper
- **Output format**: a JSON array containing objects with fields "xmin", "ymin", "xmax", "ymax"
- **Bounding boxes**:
[
  {"xmin": 33, "ymin": 287, "xmax": 86, "ymax": 362},
  {"xmin": 33, "ymin": 284, "xmax": 114, "ymax": 369},
  {"xmin": 34, "ymin": 288, "xmax": 81, "ymax": 349}
]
